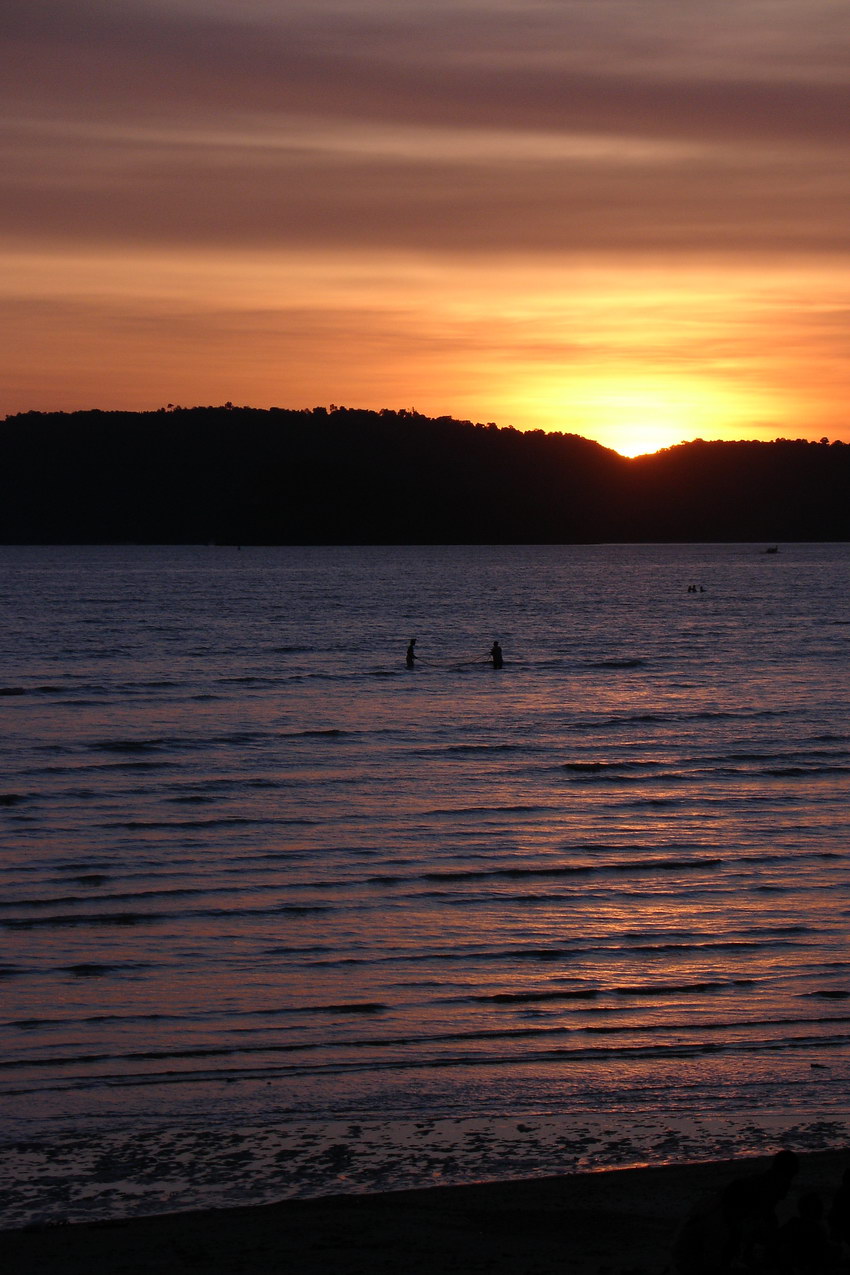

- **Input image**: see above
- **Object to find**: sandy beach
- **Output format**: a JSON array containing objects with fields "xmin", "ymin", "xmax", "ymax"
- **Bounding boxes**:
[{"xmin": 2, "ymin": 1149, "xmax": 847, "ymax": 1275}]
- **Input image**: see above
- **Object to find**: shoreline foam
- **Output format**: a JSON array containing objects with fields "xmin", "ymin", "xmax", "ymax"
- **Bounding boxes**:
[
  {"xmin": 3, "ymin": 1110, "xmax": 850, "ymax": 1233},
  {"xmin": 2, "ymin": 1149, "xmax": 848, "ymax": 1274}
]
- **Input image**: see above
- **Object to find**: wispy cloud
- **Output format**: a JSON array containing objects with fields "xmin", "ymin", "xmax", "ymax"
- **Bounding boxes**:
[{"xmin": 2, "ymin": 0, "xmax": 850, "ymax": 445}]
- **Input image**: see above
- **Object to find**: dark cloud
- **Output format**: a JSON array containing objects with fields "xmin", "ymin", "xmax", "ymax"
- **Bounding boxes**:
[
  {"xmin": 3, "ymin": 0, "xmax": 850, "ymax": 439},
  {"xmin": 3, "ymin": 0, "xmax": 850, "ymax": 151},
  {"xmin": 2, "ymin": 119, "xmax": 848, "ymax": 257},
  {"xmin": 4, "ymin": 0, "xmax": 850, "ymax": 264}
]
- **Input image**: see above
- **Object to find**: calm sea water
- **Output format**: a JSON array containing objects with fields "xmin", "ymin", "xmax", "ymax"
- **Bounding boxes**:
[{"xmin": 2, "ymin": 542, "xmax": 849, "ymax": 1225}]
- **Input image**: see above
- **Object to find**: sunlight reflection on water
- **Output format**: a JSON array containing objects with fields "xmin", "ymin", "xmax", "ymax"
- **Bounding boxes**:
[{"xmin": 1, "ymin": 542, "xmax": 849, "ymax": 1221}]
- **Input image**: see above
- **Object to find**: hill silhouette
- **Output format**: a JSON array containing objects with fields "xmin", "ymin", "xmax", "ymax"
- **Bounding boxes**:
[{"xmin": 2, "ymin": 405, "xmax": 848, "ymax": 543}]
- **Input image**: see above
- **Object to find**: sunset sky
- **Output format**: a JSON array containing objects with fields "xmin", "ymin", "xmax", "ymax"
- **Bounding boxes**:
[{"xmin": 4, "ymin": 0, "xmax": 850, "ymax": 455}]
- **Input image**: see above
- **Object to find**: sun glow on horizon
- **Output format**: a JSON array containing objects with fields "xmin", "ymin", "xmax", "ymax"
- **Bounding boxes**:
[
  {"xmin": 4, "ymin": 247, "xmax": 849, "ymax": 453},
  {"xmin": 531, "ymin": 373, "xmax": 772, "ymax": 457}
]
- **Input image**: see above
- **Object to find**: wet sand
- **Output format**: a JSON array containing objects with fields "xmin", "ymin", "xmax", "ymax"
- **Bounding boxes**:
[{"xmin": 2, "ymin": 1149, "xmax": 847, "ymax": 1275}]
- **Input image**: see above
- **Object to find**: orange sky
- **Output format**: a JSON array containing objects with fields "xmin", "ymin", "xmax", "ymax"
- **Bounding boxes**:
[{"xmin": 4, "ymin": 1, "xmax": 850, "ymax": 456}]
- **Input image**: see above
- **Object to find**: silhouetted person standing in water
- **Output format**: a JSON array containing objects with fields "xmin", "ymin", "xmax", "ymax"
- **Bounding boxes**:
[
  {"xmin": 406, "ymin": 638, "xmax": 417, "ymax": 669},
  {"xmin": 490, "ymin": 641, "xmax": 503, "ymax": 669}
]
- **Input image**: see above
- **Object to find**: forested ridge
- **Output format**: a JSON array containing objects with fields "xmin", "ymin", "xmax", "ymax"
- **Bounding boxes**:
[{"xmin": 2, "ymin": 405, "xmax": 849, "ymax": 544}]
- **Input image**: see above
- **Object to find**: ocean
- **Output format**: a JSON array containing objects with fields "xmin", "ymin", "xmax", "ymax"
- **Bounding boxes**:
[{"xmin": 2, "ymin": 542, "xmax": 849, "ymax": 1227}]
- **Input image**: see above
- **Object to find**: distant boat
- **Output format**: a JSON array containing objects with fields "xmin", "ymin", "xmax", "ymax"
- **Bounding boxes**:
[{"xmin": 764, "ymin": 545, "xmax": 779, "ymax": 554}]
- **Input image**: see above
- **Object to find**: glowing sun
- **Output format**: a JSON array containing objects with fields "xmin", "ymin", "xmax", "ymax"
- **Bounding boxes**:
[{"xmin": 552, "ymin": 374, "xmax": 755, "ymax": 457}]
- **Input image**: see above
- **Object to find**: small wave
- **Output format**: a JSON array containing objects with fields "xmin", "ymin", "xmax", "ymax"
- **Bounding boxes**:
[
  {"xmin": 218, "ymin": 676, "xmax": 279, "ymax": 686},
  {"xmin": 167, "ymin": 777, "xmax": 278, "ymax": 793},
  {"xmin": 766, "ymin": 765, "xmax": 850, "ymax": 777},
  {"xmin": 565, "ymin": 758, "xmax": 850, "ymax": 783},
  {"xmin": 16, "ymin": 1011, "xmax": 850, "ymax": 1078},
  {"xmin": 82, "ymin": 759, "xmax": 183, "ymax": 770},
  {"xmin": 3, "ymin": 912, "xmax": 150, "ymax": 930},
  {"xmin": 424, "ymin": 803, "xmax": 541, "ymax": 815},
  {"xmin": 57, "ymin": 697, "xmax": 118, "ymax": 707},
  {"xmin": 561, "ymin": 759, "xmax": 668, "ymax": 774},
  {"xmin": 0, "ymin": 793, "xmax": 25, "ymax": 806},
  {"xmin": 3, "ymin": 898, "xmax": 335, "ymax": 930},
  {"xmin": 317, "ymin": 1002, "xmax": 387, "ymax": 1014},
  {"xmin": 0, "ymin": 686, "xmax": 26, "ymax": 696},
  {"xmin": 560, "ymin": 765, "xmax": 681, "ymax": 784},
  {"xmin": 467, "ymin": 988, "xmax": 599, "ymax": 1004},
  {"xmin": 101, "ymin": 816, "xmax": 271, "ymax": 830},
  {"xmin": 294, "ymin": 729, "xmax": 348, "ymax": 738},
  {"xmin": 423, "ymin": 804, "xmax": 542, "ymax": 817},
  {"xmin": 369, "ymin": 855, "xmax": 729, "ymax": 890},
  {"xmin": 0, "ymin": 884, "xmax": 217, "ymax": 910},
  {"xmin": 309, "ymin": 946, "xmax": 575, "ymax": 967},
  {"xmin": 584, "ymin": 658, "xmax": 646, "ymax": 669},
  {"xmin": 60, "ymin": 861, "xmax": 115, "ymax": 873},
  {"xmin": 161, "ymin": 999, "xmax": 387, "ymax": 1017},
  {"xmin": 572, "ymin": 714, "xmax": 663, "ymax": 731},
  {"xmin": 111, "ymin": 681, "xmax": 180, "ymax": 692},
  {"xmin": 615, "ymin": 798, "xmax": 680, "ymax": 808},
  {"xmin": 89, "ymin": 739, "xmax": 167, "ymax": 754},
  {"xmin": 209, "ymin": 731, "xmax": 269, "ymax": 746},
  {"xmin": 573, "ymin": 707, "xmax": 784, "ymax": 730},
  {"xmin": 414, "ymin": 856, "xmax": 724, "ymax": 885},
  {"xmin": 259, "ymin": 818, "xmax": 321, "ymax": 827},
  {"xmin": 613, "ymin": 980, "xmax": 749, "ymax": 997},
  {"xmin": 64, "ymin": 962, "xmax": 149, "ymax": 977},
  {"xmin": 728, "ymin": 751, "xmax": 785, "ymax": 761},
  {"xmin": 694, "ymin": 708, "xmax": 784, "ymax": 721},
  {"xmin": 626, "ymin": 938, "xmax": 808, "ymax": 954}
]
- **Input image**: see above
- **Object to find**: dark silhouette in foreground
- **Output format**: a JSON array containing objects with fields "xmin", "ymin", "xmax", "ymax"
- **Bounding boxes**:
[
  {"xmin": 3, "ymin": 406, "xmax": 850, "ymax": 544},
  {"xmin": 673, "ymin": 1149, "xmax": 801, "ymax": 1274},
  {"xmin": 406, "ymin": 639, "xmax": 417, "ymax": 669},
  {"xmin": 490, "ymin": 641, "xmax": 503, "ymax": 669},
  {"xmin": 828, "ymin": 1167, "xmax": 850, "ymax": 1251},
  {"xmin": 777, "ymin": 1191, "xmax": 840, "ymax": 1275}
]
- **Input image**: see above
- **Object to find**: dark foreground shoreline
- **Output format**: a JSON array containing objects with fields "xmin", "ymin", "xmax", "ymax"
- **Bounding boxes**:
[{"xmin": 2, "ymin": 1149, "xmax": 847, "ymax": 1275}]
